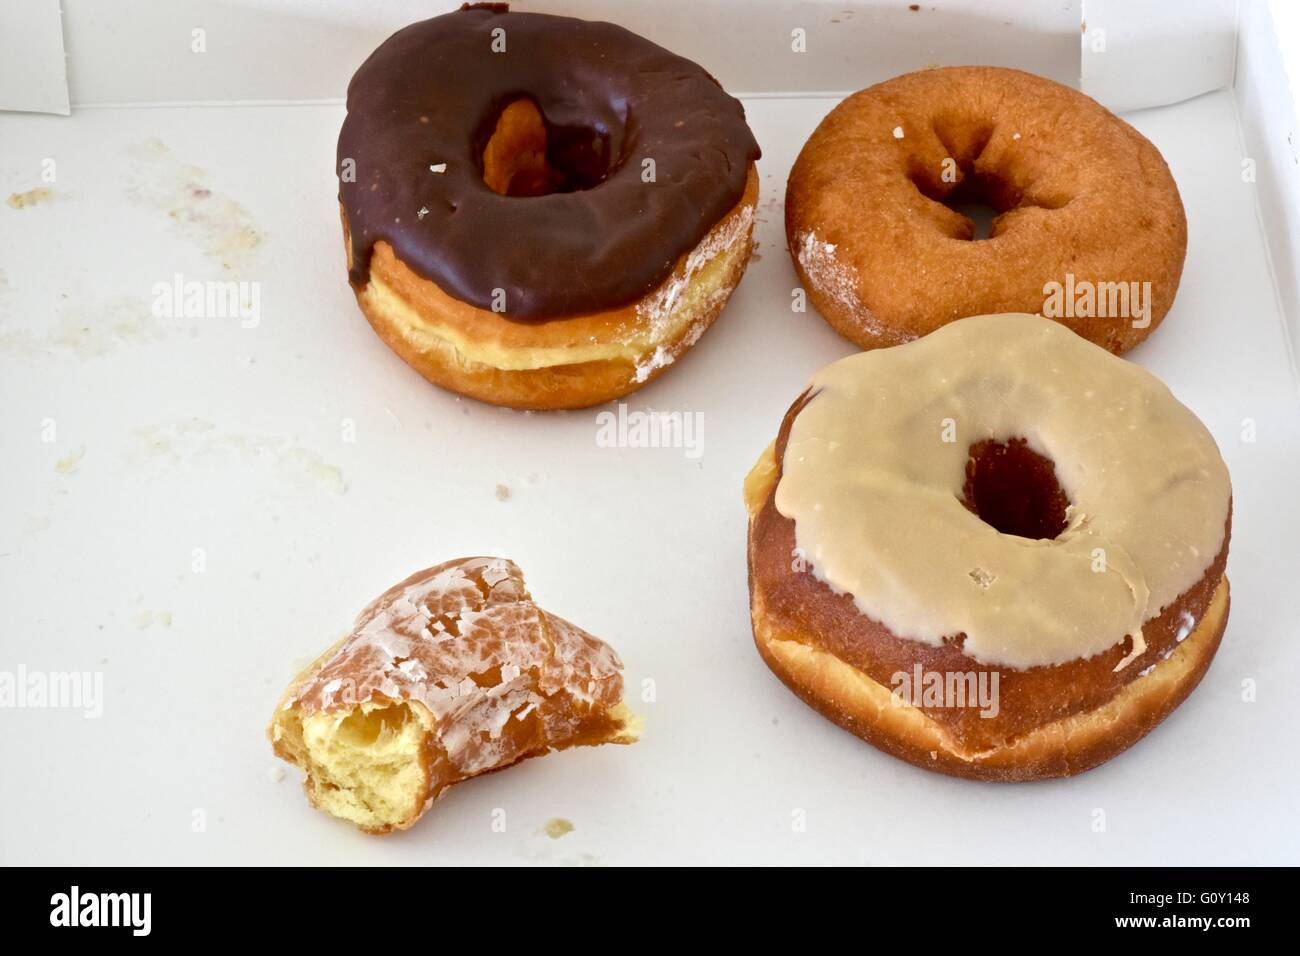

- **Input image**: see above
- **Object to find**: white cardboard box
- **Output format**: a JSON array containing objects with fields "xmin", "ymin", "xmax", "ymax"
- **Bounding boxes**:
[{"xmin": 1, "ymin": 0, "xmax": 1297, "ymax": 865}]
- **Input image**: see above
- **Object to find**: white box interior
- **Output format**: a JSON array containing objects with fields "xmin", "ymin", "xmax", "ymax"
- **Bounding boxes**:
[{"xmin": 1, "ymin": 0, "xmax": 1297, "ymax": 864}]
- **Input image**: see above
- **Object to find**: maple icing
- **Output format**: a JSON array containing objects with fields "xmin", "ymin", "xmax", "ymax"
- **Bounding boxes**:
[{"xmin": 774, "ymin": 313, "xmax": 1230, "ymax": 669}]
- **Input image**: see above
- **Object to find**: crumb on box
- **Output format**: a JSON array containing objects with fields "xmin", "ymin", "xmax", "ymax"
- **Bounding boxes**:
[
  {"xmin": 55, "ymin": 446, "xmax": 85, "ymax": 474},
  {"xmin": 543, "ymin": 817, "xmax": 574, "ymax": 839},
  {"xmin": 7, "ymin": 187, "xmax": 54, "ymax": 209}
]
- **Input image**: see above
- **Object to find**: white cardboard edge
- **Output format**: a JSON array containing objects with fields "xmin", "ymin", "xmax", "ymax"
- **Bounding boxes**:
[
  {"xmin": 1080, "ymin": 0, "xmax": 1239, "ymax": 111},
  {"xmin": 58, "ymin": 0, "xmax": 1082, "ymax": 105},
  {"xmin": 1238, "ymin": 0, "xmax": 1300, "ymax": 399},
  {"xmin": 0, "ymin": 0, "xmax": 70, "ymax": 116}
]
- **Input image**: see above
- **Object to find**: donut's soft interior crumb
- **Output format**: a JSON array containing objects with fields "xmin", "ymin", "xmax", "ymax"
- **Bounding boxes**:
[
  {"xmin": 274, "ymin": 699, "xmax": 436, "ymax": 831},
  {"xmin": 274, "ymin": 695, "xmax": 642, "ymax": 831}
]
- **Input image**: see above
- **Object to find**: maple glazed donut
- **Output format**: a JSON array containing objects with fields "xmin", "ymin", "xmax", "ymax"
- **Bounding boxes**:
[
  {"xmin": 745, "ymin": 314, "xmax": 1231, "ymax": 781},
  {"xmin": 338, "ymin": 4, "xmax": 761, "ymax": 410},
  {"xmin": 785, "ymin": 66, "xmax": 1187, "ymax": 353}
]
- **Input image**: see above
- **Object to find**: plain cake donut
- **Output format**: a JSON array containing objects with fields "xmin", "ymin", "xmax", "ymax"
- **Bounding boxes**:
[
  {"xmin": 745, "ymin": 314, "xmax": 1231, "ymax": 781},
  {"xmin": 785, "ymin": 66, "xmax": 1187, "ymax": 353},
  {"xmin": 339, "ymin": 4, "xmax": 761, "ymax": 410}
]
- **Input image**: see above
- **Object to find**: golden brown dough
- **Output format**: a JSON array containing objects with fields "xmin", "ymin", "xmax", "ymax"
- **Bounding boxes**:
[
  {"xmin": 269, "ymin": 557, "xmax": 640, "ymax": 832},
  {"xmin": 785, "ymin": 66, "xmax": 1187, "ymax": 353},
  {"xmin": 344, "ymin": 166, "xmax": 757, "ymax": 411}
]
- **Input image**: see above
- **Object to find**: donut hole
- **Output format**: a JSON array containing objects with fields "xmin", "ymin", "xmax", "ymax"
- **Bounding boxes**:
[
  {"xmin": 946, "ymin": 196, "xmax": 997, "ymax": 240},
  {"xmin": 963, "ymin": 438, "xmax": 1070, "ymax": 540},
  {"xmin": 335, "ymin": 702, "xmax": 412, "ymax": 747},
  {"xmin": 479, "ymin": 98, "xmax": 622, "ymax": 197},
  {"xmin": 906, "ymin": 118, "xmax": 1044, "ymax": 241},
  {"xmin": 912, "ymin": 165, "xmax": 1025, "ymax": 241}
]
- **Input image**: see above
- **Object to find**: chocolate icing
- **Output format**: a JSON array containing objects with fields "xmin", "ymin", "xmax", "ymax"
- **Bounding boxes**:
[{"xmin": 338, "ymin": 4, "xmax": 761, "ymax": 320}]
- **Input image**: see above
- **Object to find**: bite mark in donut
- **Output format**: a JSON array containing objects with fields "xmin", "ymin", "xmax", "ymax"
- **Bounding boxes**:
[{"xmin": 269, "ymin": 557, "xmax": 640, "ymax": 832}]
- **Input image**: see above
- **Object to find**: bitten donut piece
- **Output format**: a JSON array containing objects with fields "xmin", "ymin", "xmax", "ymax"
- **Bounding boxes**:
[
  {"xmin": 785, "ymin": 66, "xmax": 1187, "ymax": 353},
  {"xmin": 269, "ymin": 557, "xmax": 640, "ymax": 832},
  {"xmin": 338, "ymin": 5, "xmax": 761, "ymax": 409},
  {"xmin": 746, "ymin": 314, "xmax": 1231, "ymax": 780}
]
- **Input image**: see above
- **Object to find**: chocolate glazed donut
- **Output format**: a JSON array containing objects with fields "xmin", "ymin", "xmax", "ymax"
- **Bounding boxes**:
[{"xmin": 338, "ymin": 4, "xmax": 762, "ymax": 410}]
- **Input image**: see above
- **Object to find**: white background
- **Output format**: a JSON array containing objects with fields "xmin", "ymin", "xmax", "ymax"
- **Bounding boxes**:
[{"xmin": 1, "ymin": 0, "xmax": 1298, "ymax": 864}]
